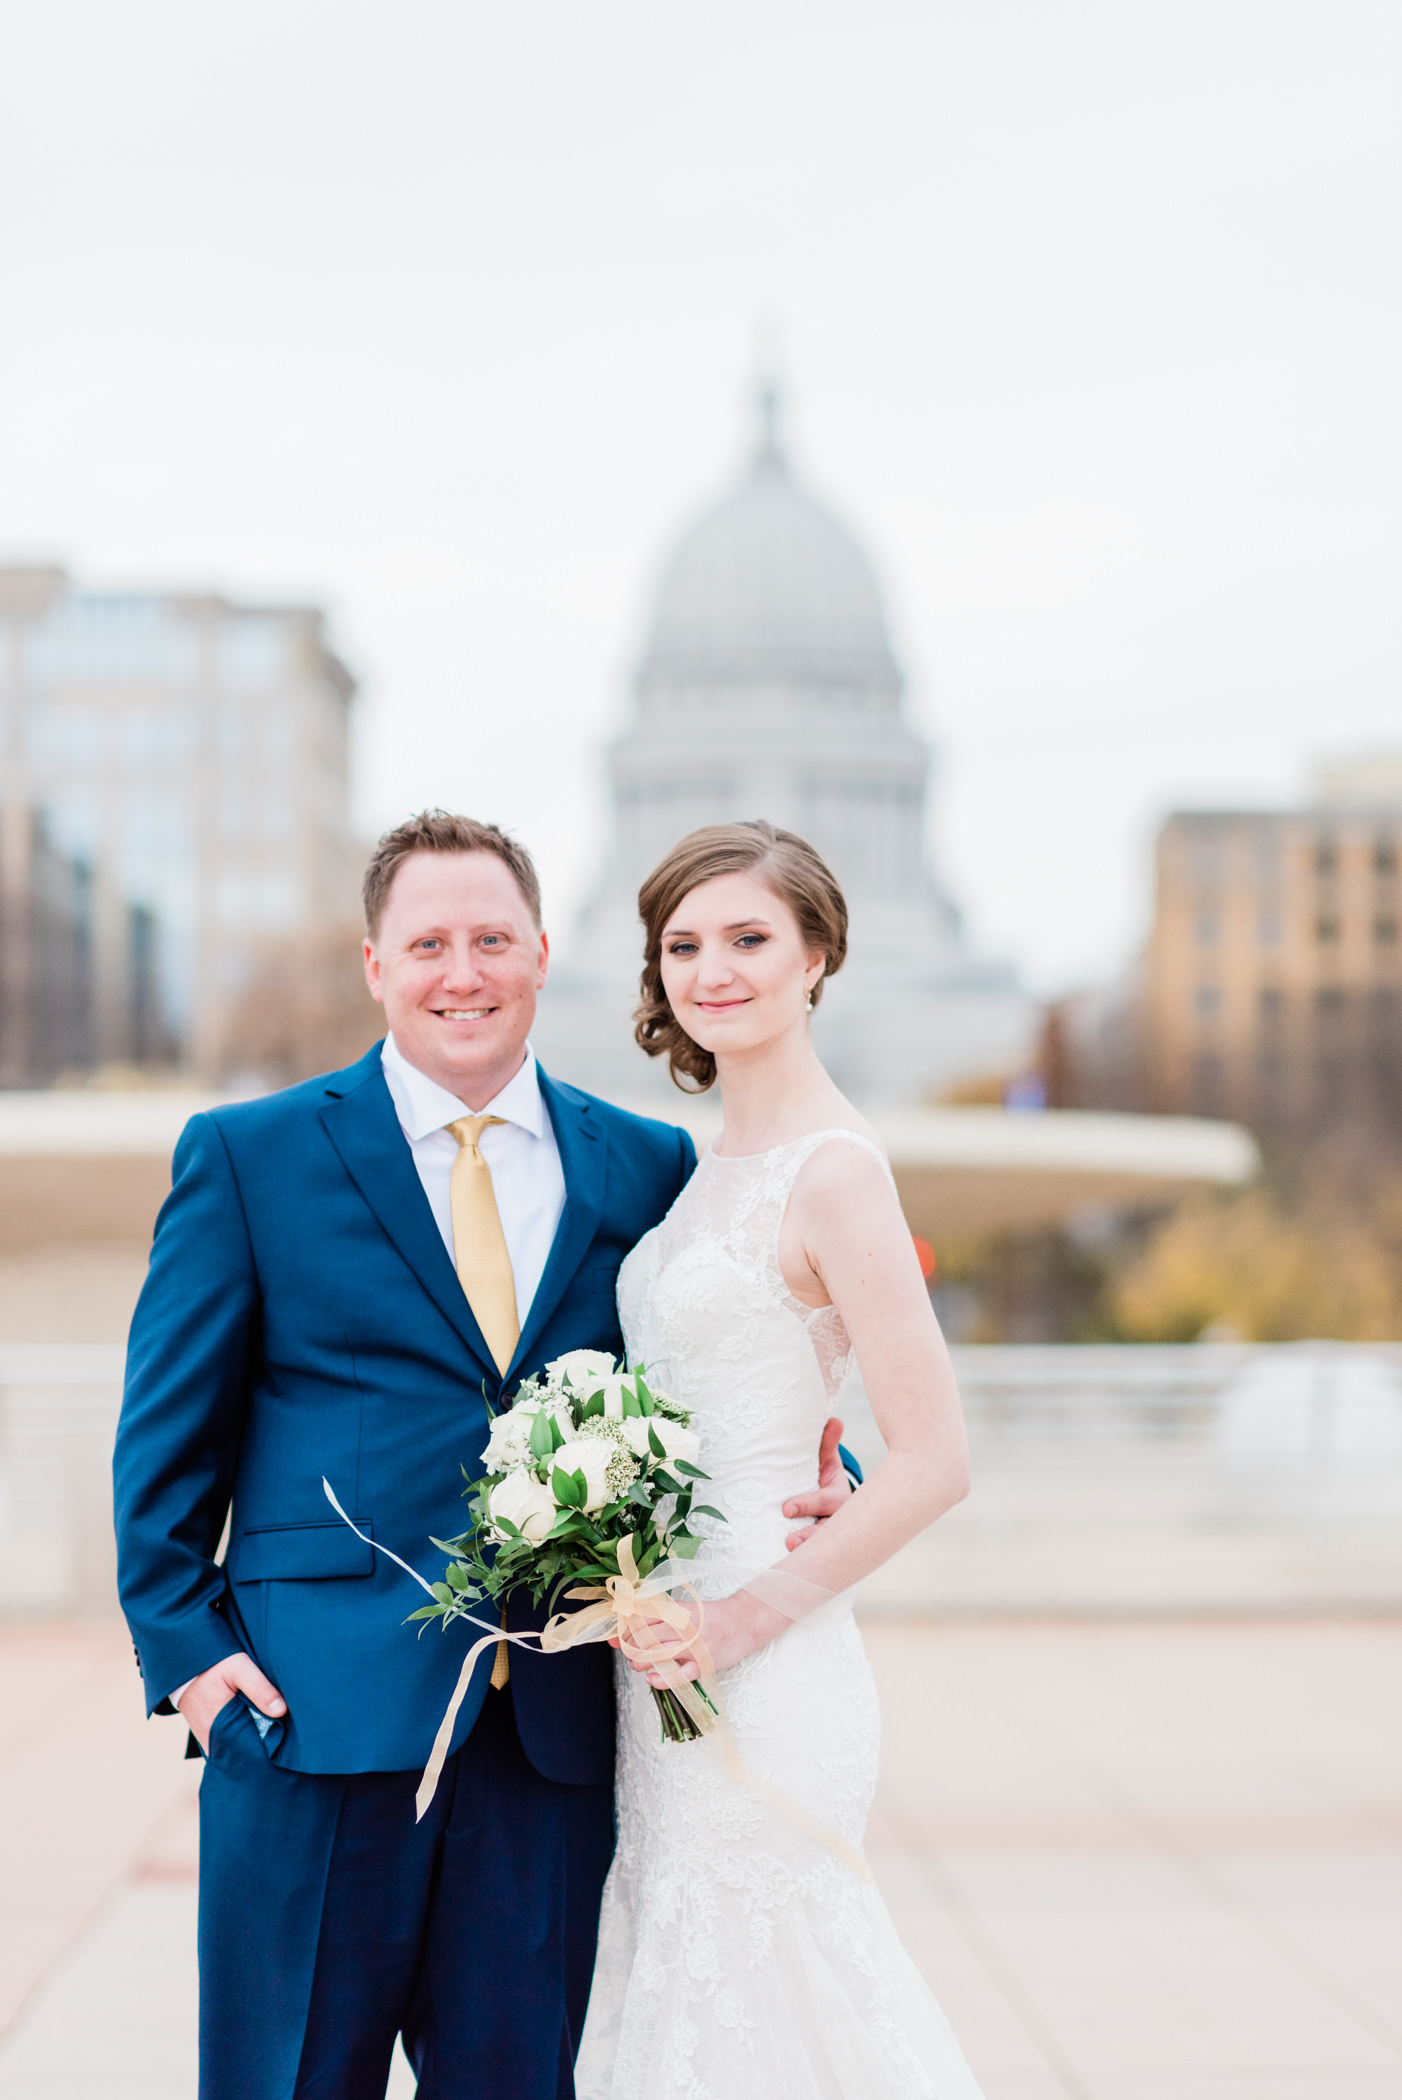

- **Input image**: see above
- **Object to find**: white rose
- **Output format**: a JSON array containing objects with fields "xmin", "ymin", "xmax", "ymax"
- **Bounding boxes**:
[
  {"xmin": 488, "ymin": 1470, "xmax": 558, "ymax": 1544},
  {"xmin": 547, "ymin": 1349, "xmax": 617, "ymax": 1393},
  {"xmin": 618, "ymin": 1415, "xmax": 655, "ymax": 1458},
  {"xmin": 617, "ymin": 1413, "xmax": 700, "ymax": 1465},
  {"xmin": 597, "ymin": 1372, "xmax": 638, "ymax": 1420},
  {"xmin": 551, "ymin": 1436, "xmax": 615, "ymax": 1513},
  {"xmin": 481, "ymin": 1408, "xmax": 535, "ymax": 1471},
  {"xmin": 650, "ymin": 1417, "xmax": 701, "ymax": 1467}
]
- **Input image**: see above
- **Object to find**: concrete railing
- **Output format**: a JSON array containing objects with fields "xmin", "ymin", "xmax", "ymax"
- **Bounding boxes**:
[
  {"xmin": 3, "ymin": 1342, "xmax": 1401, "ymax": 1617},
  {"xmin": 0, "ymin": 1346, "xmax": 124, "ymax": 1614}
]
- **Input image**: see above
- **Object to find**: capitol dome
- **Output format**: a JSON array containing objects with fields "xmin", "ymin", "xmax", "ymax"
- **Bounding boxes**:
[
  {"xmin": 531, "ymin": 377, "xmax": 1031, "ymax": 1110},
  {"xmin": 638, "ymin": 388, "xmax": 902, "ymax": 697}
]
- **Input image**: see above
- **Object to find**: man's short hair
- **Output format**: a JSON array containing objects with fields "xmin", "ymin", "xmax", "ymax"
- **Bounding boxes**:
[{"xmin": 362, "ymin": 811, "xmax": 542, "ymax": 936}]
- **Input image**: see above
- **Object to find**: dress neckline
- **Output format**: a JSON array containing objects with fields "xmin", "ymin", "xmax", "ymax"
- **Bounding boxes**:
[{"xmin": 705, "ymin": 1127, "xmax": 877, "ymax": 1165}]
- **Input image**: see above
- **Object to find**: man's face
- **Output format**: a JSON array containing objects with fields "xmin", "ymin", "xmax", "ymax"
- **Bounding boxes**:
[{"xmin": 364, "ymin": 851, "xmax": 548, "ymax": 1103}]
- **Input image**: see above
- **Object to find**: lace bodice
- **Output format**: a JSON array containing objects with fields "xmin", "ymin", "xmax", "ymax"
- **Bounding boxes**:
[{"xmin": 616, "ymin": 1129, "xmax": 887, "ymax": 1581}]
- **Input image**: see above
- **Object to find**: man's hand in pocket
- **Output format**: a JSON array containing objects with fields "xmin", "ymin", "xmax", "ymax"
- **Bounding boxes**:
[{"xmin": 177, "ymin": 1653, "xmax": 287, "ymax": 1754}]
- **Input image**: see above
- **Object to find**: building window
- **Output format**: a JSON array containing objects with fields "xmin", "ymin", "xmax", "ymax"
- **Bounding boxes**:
[
  {"xmin": 1195, "ymin": 985, "xmax": 1221, "ymax": 1016},
  {"xmin": 1258, "ymin": 986, "xmax": 1284, "ymax": 1022},
  {"xmin": 1316, "ymin": 915, "xmax": 1341, "ymax": 944},
  {"xmin": 1376, "ymin": 838, "xmax": 1397, "ymax": 877},
  {"xmin": 1316, "ymin": 839, "xmax": 1338, "ymax": 876},
  {"xmin": 1375, "ymin": 916, "xmax": 1397, "ymax": 945},
  {"xmin": 1314, "ymin": 985, "xmax": 1346, "ymax": 1019},
  {"xmin": 1257, "ymin": 910, "xmax": 1282, "ymax": 947}
]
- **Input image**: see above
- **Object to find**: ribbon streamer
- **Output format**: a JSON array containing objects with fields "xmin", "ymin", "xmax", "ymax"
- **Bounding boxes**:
[{"xmin": 322, "ymin": 1480, "xmax": 873, "ymax": 1880}]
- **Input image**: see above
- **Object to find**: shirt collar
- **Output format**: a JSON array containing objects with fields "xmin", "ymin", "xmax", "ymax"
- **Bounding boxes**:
[{"xmin": 381, "ymin": 1032, "xmax": 546, "ymax": 1143}]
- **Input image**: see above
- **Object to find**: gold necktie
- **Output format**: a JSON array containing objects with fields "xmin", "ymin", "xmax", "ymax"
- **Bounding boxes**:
[
  {"xmin": 447, "ymin": 1114, "xmax": 518, "ymax": 1691},
  {"xmin": 447, "ymin": 1116, "xmax": 520, "ymax": 1376}
]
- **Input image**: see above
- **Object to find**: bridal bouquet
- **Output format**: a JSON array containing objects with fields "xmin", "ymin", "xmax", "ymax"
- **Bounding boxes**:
[{"xmin": 411, "ymin": 1349, "xmax": 726, "ymax": 1743}]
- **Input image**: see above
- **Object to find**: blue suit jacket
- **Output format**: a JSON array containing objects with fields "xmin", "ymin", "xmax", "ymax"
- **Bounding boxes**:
[{"xmin": 113, "ymin": 1043, "xmax": 696, "ymax": 1785}]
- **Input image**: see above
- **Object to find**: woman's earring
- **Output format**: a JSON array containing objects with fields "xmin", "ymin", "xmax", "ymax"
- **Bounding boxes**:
[{"xmin": 805, "ymin": 990, "xmax": 814, "ymax": 1014}]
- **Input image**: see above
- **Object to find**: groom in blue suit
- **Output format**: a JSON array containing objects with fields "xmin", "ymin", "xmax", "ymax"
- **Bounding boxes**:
[{"xmin": 114, "ymin": 811, "xmax": 852, "ymax": 2100}]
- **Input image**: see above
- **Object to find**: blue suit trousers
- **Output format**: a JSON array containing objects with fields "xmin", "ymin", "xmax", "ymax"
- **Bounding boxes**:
[{"xmin": 198, "ymin": 1688, "xmax": 614, "ymax": 2100}]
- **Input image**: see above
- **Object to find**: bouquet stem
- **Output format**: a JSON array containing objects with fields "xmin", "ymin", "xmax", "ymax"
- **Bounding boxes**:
[{"xmin": 652, "ymin": 1682, "xmax": 718, "ymax": 1743}]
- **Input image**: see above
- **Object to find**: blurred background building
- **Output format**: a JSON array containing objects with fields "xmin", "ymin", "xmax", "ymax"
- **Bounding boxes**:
[
  {"xmin": 1049, "ymin": 756, "xmax": 1402, "ymax": 1142},
  {"xmin": 0, "ymin": 565, "xmax": 362, "ymax": 1086},
  {"xmin": 534, "ymin": 388, "xmax": 1034, "ymax": 1105}
]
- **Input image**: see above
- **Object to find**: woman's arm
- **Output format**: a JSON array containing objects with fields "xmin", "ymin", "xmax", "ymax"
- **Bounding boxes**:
[{"xmin": 624, "ymin": 1140, "xmax": 970, "ymax": 1684}]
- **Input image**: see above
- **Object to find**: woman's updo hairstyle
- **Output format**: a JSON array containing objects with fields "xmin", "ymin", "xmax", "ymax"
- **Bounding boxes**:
[{"xmin": 634, "ymin": 820, "xmax": 849, "ymax": 1093}]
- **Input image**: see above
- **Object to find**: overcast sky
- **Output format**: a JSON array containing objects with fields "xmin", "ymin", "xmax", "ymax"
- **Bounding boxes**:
[{"xmin": 2, "ymin": 1, "xmax": 1399, "ymax": 992}]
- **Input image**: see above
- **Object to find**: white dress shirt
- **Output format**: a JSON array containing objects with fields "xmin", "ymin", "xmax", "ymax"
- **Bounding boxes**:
[{"xmin": 379, "ymin": 1031, "xmax": 567, "ymax": 1330}]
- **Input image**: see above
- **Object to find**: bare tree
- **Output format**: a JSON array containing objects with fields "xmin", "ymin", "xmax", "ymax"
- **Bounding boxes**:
[{"xmin": 222, "ymin": 920, "xmax": 383, "ymax": 1088}]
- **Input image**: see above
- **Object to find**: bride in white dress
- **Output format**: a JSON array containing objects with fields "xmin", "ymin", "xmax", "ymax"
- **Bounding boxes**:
[{"xmin": 576, "ymin": 821, "xmax": 986, "ymax": 2100}]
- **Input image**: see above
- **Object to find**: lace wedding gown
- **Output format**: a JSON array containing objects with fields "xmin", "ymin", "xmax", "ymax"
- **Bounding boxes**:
[{"xmin": 576, "ymin": 1132, "xmax": 985, "ymax": 2100}]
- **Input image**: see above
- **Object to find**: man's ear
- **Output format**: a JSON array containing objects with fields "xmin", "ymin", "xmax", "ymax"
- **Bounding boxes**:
[
  {"xmin": 536, "ymin": 929, "xmax": 550, "ymax": 990},
  {"xmin": 363, "ymin": 937, "xmax": 385, "ymax": 1005}
]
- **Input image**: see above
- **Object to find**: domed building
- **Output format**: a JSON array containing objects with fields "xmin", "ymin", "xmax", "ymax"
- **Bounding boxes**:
[{"xmin": 533, "ymin": 386, "xmax": 1033, "ymax": 1105}]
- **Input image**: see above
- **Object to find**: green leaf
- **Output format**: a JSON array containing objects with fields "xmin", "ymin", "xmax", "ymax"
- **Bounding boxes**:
[
  {"xmin": 431, "ymin": 1582, "xmax": 454, "ymax": 1605},
  {"xmin": 583, "ymin": 1388, "xmax": 606, "ymax": 1418},
  {"xmin": 529, "ymin": 1410, "xmax": 556, "ymax": 1461},
  {"xmin": 551, "ymin": 1464, "xmax": 586, "ymax": 1509},
  {"xmin": 671, "ymin": 1460, "xmax": 706, "ymax": 1478},
  {"xmin": 668, "ymin": 1532, "xmax": 701, "ymax": 1559},
  {"xmin": 653, "ymin": 1469, "xmax": 683, "ymax": 1494},
  {"xmin": 445, "ymin": 1564, "xmax": 473, "ymax": 1591},
  {"xmin": 628, "ymin": 1481, "xmax": 654, "ymax": 1507},
  {"xmin": 405, "ymin": 1603, "xmax": 441, "ymax": 1621},
  {"xmin": 635, "ymin": 1376, "xmax": 656, "ymax": 1416},
  {"xmin": 691, "ymin": 1504, "xmax": 726, "ymax": 1522},
  {"xmin": 647, "ymin": 1424, "xmax": 667, "ymax": 1460},
  {"xmin": 548, "ymin": 1411, "xmax": 566, "ymax": 1451}
]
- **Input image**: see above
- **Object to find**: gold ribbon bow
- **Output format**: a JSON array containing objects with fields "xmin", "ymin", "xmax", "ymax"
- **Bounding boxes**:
[{"xmin": 417, "ymin": 1532, "xmax": 872, "ymax": 1883}]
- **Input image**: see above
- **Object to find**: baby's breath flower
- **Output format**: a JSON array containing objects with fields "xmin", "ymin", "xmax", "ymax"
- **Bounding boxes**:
[{"xmin": 576, "ymin": 1415, "xmax": 642, "ymax": 1501}]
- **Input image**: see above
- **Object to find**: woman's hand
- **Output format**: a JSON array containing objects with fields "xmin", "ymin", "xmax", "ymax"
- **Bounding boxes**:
[{"xmin": 609, "ymin": 1591, "xmax": 784, "ymax": 1685}]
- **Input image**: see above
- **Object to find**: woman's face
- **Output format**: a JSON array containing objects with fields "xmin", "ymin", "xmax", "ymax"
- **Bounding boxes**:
[{"xmin": 658, "ymin": 869, "xmax": 825, "ymax": 1062}]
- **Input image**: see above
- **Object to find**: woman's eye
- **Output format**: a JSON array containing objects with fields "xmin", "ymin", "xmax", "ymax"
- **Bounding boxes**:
[
  {"xmin": 735, "ymin": 934, "xmax": 766, "ymax": 949},
  {"xmin": 666, "ymin": 940, "xmax": 698, "ymax": 957}
]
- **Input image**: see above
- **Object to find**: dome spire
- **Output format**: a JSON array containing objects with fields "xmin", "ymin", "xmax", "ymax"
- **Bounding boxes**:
[{"xmin": 752, "ymin": 374, "xmax": 786, "ymax": 476}]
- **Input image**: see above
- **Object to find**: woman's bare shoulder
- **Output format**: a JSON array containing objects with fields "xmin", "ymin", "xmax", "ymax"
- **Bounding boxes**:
[{"xmin": 789, "ymin": 1117, "xmax": 894, "ymax": 1203}]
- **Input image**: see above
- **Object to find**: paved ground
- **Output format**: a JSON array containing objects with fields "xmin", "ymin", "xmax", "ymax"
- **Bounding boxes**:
[{"xmin": 2, "ymin": 1616, "xmax": 1399, "ymax": 2098}]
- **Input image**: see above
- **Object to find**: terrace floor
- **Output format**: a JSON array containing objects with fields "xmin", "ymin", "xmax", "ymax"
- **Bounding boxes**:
[{"xmin": 2, "ymin": 1614, "xmax": 1399, "ymax": 2098}]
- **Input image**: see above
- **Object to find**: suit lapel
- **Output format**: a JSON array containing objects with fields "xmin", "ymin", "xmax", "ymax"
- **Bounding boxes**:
[
  {"xmin": 511, "ymin": 1068, "xmax": 606, "ymax": 1375},
  {"xmin": 318, "ymin": 1047, "xmax": 496, "ymax": 1379}
]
